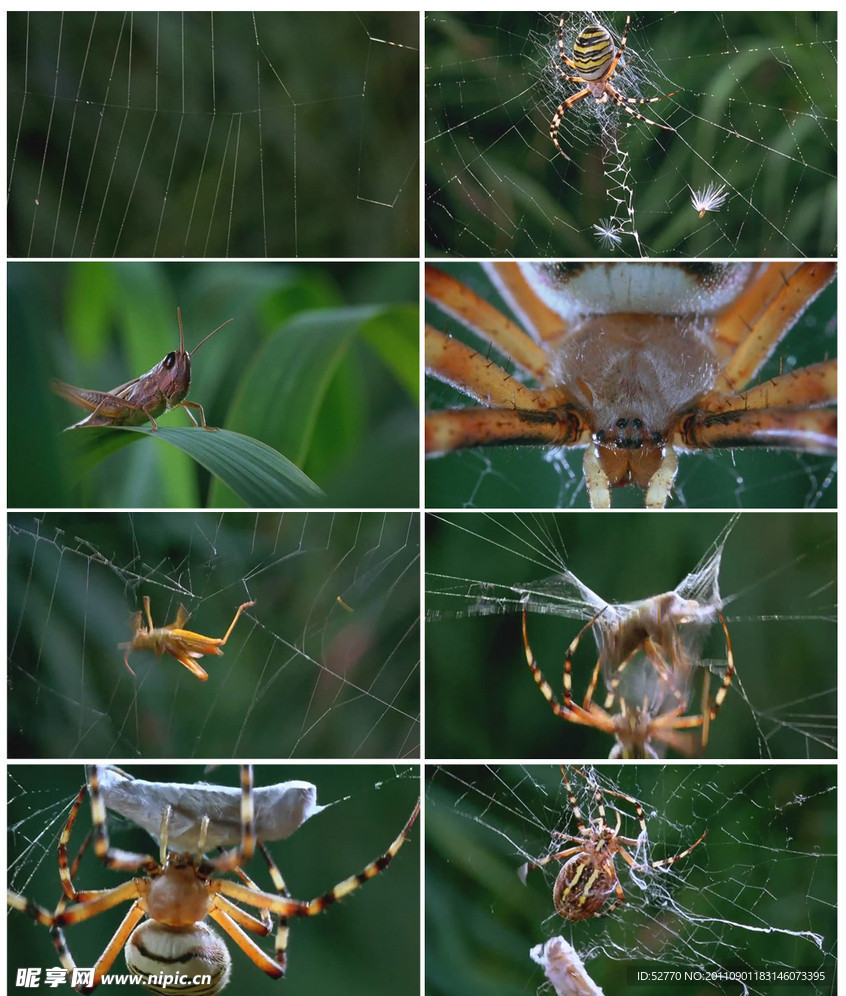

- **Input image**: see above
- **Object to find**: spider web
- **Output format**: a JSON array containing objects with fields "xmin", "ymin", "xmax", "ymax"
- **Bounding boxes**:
[
  {"xmin": 426, "ymin": 512, "xmax": 836, "ymax": 759},
  {"xmin": 425, "ymin": 263, "xmax": 837, "ymax": 509},
  {"xmin": 7, "ymin": 11, "xmax": 419, "ymax": 257},
  {"xmin": 426, "ymin": 11, "xmax": 836, "ymax": 257},
  {"xmin": 426, "ymin": 764, "xmax": 836, "ymax": 996},
  {"xmin": 7, "ymin": 764, "xmax": 420, "ymax": 996},
  {"xmin": 7, "ymin": 512, "xmax": 420, "ymax": 759}
]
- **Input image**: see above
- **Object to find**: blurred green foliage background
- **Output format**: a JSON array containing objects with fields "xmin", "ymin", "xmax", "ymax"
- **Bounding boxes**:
[
  {"xmin": 9, "ymin": 261, "xmax": 418, "ymax": 508},
  {"xmin": 426, "ymin": 764, "xmax": 836, "ymax": 996},
  {"xmin": 8, "ymin": 764, "xmax": 419, "ymax": 996},
  {"xmin": 426, "ymin": 12, "xmax": 836, "ymax": 257},
  {"xmin": 8, "ymin": 12, "xmax": 418, "ymax": 257},
  {"xmin": 425, "ymin": 263, "xmax": 836, "ymax": 509},
  {"xmin": 9, "ymin": 512, "xmax": 419, "ymax": 759},
  {"xmin": 426, "ymin": 512, "xmax": 835, "ymax": 759}
]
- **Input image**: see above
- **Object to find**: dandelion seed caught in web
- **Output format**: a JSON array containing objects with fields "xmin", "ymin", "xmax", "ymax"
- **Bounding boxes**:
[
  {"xmin": 690, "ymin": 182, "xmax": 728, "ymax": 218},
  {"xmin": 593, "ymin": 218, "xmax": 623, "ymax": 249}
]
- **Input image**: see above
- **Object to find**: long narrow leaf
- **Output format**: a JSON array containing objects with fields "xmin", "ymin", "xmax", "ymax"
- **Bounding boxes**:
[{"xmin": 65, "ymin": 426, "xmax": 323, "ymax": 507}]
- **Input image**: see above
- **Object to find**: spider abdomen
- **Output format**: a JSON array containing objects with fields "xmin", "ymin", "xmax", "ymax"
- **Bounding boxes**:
[
  {"xmin": 126, "ymin": 921, "xmax": 232, "ymax": 995},
  {"xmin": 572, "ymin": 25, "xmax": 615, "ymax": 82},
  {"xmin": 553, "ymin": 852, "xmax": 617, "ymax": 920}
]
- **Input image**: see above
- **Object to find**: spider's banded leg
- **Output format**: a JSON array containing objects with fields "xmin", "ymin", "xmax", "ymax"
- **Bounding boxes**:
[
  {"xmin": 210, "ymin": 764, "xmax": 255, "ymax": 871},
  {"xmin": 643, "ymin": 828, "xmax": 707, "ymax": 870},
  {"xmin": 426, "ymin": 407, "xmax": 585, "ymax": 455},
  {"xmin": 425, "ymin": 327, "xmax": 547, "ymax": 409},
  {"xmin": 605, "ymin": 84, "xmax": 680, "ymax": 130},
  {"xmin": 705, "ymin": 360, "xmax": 837, "ymax": 415},
  {"xmin": 207, "ymin": 907, "xmax": 284, "ymax": 978},
  {"xmin": 86, "ymin": 767, "xmax": 160, "ymax": 876},
  {"xmin": 678, "ymin": 406, "xmax": 837, "ymax": 456},
  {"xmin": 212, "ymin": 798, "xmax": 420, "ymax": 919},
  {"xmin": 58, "ymin": 785, "xmax": 90, "ymax": 901},
  {"xmin": 426, "ymin": 266, "xmax": 550, "ymax": 378},
  {"xmin": 257, "ymin": 841, "xmax": 293, "ymax": 974},
  {"xmin": 522, "ymin": 610, "xmax": 608, "ymax": 730},
  {"xmin": 517, "ymin": 845, "xmax": 582, "ymax": 881},
  {"xmin": 483, "ymin": 262, "xmax": 572, "ymax": 343},
  {"xmin": 550, "ymin": 91, "xmax": 590, "ymax": 159},
  {"xmin": 81, "ymin": 902, "xmax": 146, "ymax": 993},
  {"xmin": 714, "ymin": 262, "xmax": 836, "ymax": 391}
]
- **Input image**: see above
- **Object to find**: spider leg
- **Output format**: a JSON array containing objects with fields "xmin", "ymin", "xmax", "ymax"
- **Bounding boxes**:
[
  {"xmin": 208, "ymin": 764, "xmax": 256, "ymax": 871},
  {"xmin": 705, "ymin": 360, "xmax": 837, "ymax": 415},
  {"xmin": 483, "ymin": 262, "xmax": 573, "ymax": 343},
  {"xmin": 604, "ymin": 83, "xmax": 678, "ymax": 129},
  {"xmin": 207, "ymin": 905, "xmax": 284, "ymax": 978},
  {"xmin": 425, "ymin": 327, "xmax": 546, "ymax": 409},
  {"xmin": 425, "ymin": 405, "xmax": 585, "ymax": 455},
  {"xmin": 80, "ymin": 902, "xmax": 146, "ymax": 993},
  {"xmin": 522, "ymin": 610, "xmax": 613, "ymax": 733},
  {"xmin": 256, "ymin": 840, "xmax": 293, "ymax": 974},
  {"xmin": 210, "ymin": 798, "xmax": 420, "ymax": 918},
  {"xmin": 647, "ymin": 829, "xmax": 708, "ymax": 870},
  {"xmin": 550, "ymin": 89, "xmax": 590, "ymax": 159},
  {"xmin": 426, "ymin": 265, "xmax": 551, "ymax": 378},
  {"xmin": 714, "ymin": 262, "xmax": 836, "ymax": 391},
  {"xmin": 678, "ymin": 406, "xmax": 837, "ymax": 456}
]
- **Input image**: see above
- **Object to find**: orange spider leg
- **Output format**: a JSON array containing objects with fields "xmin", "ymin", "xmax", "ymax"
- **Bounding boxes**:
[
  {"xmin": 425, "ymin": 327, "xmax": 545, "ymax": 408},
  {"xmin": 705, "ymin": 360, "xmax": 837, "ymax": 414},
  {"xmin": 426, "ymin": 405, "xmax": 586, "ymax": 455},
  {"xmin": 482, "ymin": 262, "xmax": 573, "ymax": 343},
  {"xmin": 207, "ymin": 906, "xmax": 284, "ymax": 978},
  {"xmin": 425, "ymin": 265, "xmax": 550, "ymax": 378},
  {"xmin": 714, "ymin": 262, "xmax": 835, "ymax": 391},
  {"xmin": 678, "ymin": 406, "xmax": 837, "ymax": 456}
]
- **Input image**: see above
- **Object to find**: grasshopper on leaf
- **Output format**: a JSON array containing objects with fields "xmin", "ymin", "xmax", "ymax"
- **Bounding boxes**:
[{"xmin": 52, "ymin": 308, "xmax": 233, "ymax": 431}]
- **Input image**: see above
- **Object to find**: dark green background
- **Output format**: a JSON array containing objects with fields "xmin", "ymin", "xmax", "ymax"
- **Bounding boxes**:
[
  {"xmin": 8, "ymin": 764, "xmax": 420, "ymax": 996},
  {"xmin": 426, "ymin": 512, "xmax": 835, "ymax": 759}
]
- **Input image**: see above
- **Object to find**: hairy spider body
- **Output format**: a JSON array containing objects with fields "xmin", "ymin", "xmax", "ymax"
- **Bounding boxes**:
[
  {"xmin": 8, "ymin": 766, "xmax": 420, "ymax": 994},
  {"xmin": 521, "ymin": 768, "xmax": 706, "ymax": 921},
  {"xmin": 426, "ymin": 261, "xmax": 837, "ymax": 508},
  {"xmin": 550, "ymin": 14, "xmax": 679, "ymax": 158}
]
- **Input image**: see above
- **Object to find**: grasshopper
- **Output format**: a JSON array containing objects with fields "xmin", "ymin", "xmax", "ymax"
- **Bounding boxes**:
[
  {"xmin": 51, "ymin": 308, "xmax": 233, "ymax": 431},
  {"xmin": 120, "ymin": 595, "xmax": 257, "ymax": 681}
]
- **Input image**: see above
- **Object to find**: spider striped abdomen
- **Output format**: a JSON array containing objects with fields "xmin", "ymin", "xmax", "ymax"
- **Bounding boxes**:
[
  {"xmin": 572, "ymin": 25, "xmax": 615, "ymax": 81},
  {"xmin": 553, "ymin": 851, "xmax": 617, "ymax": 920}
]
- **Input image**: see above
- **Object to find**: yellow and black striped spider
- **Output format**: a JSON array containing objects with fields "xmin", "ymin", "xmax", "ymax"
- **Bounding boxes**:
[
  {"xmin": 550, "ymin": 13, "xmax": 679, "ymax": 158},
  {"xmin": 520, "ymin": 768, "xmax": 706, "ymax": 921},
  {"xmin": 8, "ymin": 766, "xmax": 420, "ymax": 994},
  {"xmin": 521, "ymin": 596, "xmax": 735, "ymax": 759}
]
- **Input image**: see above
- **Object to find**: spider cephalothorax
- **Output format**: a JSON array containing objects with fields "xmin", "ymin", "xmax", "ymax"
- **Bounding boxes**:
[{"xmin": 426, "ymin": 261, "xmax": 836, "ymax": 508}]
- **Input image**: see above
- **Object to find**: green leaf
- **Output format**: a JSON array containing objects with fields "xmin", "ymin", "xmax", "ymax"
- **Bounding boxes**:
[{"xmin": 64, "ymin": 426, "xmax": 324, "ymax": 507}]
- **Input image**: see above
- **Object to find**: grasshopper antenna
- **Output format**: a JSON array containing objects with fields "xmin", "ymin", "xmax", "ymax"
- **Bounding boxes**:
[{"xmin": 177, "ymin": 307, "xmax": 234, "ymax": 357}]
